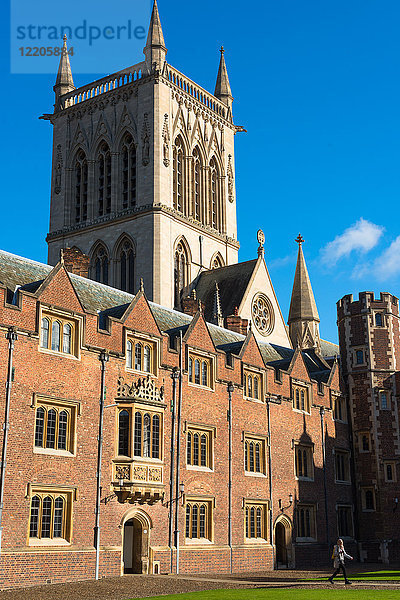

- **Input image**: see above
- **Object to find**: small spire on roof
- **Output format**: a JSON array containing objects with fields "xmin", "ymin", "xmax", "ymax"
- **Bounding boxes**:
[
  {"xmin": 140, "ymin": 278, "xmax": 145, "ymax": 292},
  {"xmin": 295, "ymin": 233, "xmax": 305, "ymax": 245},
  {"xmin": 53, "ymin": 35, "xmax": 75, "ymax": 112},
  {"xmin": 212, "ymin": 282, "xmax": 224, "ymax": 327},
  {"xmin": 214, "ymin": 45, "xmax": 233, "ymax": 108},
  {"xmin": 144, "ymin": 0, "xmax": 167, "ymax": 72},
  {"xmin": 60, "ymin": 248, "xmax": 65, "ymax": 265}
]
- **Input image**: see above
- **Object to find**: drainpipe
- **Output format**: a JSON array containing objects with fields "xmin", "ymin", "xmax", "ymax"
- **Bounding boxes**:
[
  {"xmin": 174, "ymin": 331, "xmax": 183, "ymax": 574},
  {"xmin": 320, "ymin": 407, "xmax": 330, "ymax": 545},
  {"xmin": 0, "ymin": 327, "xmax": 18, "ymax": 554},
  {"xmin": 169, "ymin": 367, "xmax": 179, "ymax": 572},
  {"xmin": 266, "ymin": 396, "xmax": 275, "ymax": 567},
  {"xmin": 94, "ymin": 350, "xmax": 109, "ymax": 580},
  {"xmin": 227, "ymin": 381, "xmax": 234, "ymax": 573}
]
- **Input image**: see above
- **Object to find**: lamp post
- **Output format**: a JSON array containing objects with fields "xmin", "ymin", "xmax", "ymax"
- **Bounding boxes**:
[
  {"xmin": 94, "ymin": 350, "xmax": 109, "ymax": 580},
  {"xmin": 278, "ymin": 494, "xmax": 293, "ymax": 513},
  {"xmin": 0, "ymin": 327, "xmax": 18, "ymax": 555}
]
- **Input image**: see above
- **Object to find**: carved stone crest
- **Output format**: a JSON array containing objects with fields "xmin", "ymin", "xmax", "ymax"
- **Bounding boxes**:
[{"xmin": 117, "ymin": 375, "xmax": 164, "ymax": 403}]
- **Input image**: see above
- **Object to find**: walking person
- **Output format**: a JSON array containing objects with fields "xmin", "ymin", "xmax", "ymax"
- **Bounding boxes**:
[{"xmin": 328, "ymin": 538, "xmax": 353, "ymax": 584}]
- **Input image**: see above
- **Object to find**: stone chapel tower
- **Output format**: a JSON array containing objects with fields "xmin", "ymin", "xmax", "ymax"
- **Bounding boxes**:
[{"xmin": 44, "ymin": 1, "xmax": 240, "ymax": 308}]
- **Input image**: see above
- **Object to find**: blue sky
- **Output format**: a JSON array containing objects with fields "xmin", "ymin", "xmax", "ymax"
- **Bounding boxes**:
[{"xmin": 1, "ymin": 0, "xmax": 400, "ymax": 343}]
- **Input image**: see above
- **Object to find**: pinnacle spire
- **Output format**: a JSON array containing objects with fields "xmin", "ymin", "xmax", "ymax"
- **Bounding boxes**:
[
  {"xmin": 212, "ymin": 282, "xmax": 224, "ymax": 327},
  {"xmin": 54, "ymin": 35, "xmax": 75, "ymax": 111},
  {"xmin": 288, "ymin": 235, "xmax": 320, "ymax": 351},
  {"xmin": 144, "ymin": 0, "xmax": 167, "ymax": 71},
  {"xmin": 214, "ymin": 46, "xmax": 233, "ymax": 108}
]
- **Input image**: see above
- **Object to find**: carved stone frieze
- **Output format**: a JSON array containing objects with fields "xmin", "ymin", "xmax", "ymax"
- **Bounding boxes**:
[{"xmin": 117, "ymin": 375, "xmax": 164, "ymax": 403}]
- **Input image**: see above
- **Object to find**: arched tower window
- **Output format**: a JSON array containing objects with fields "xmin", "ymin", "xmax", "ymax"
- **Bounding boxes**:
[
  {"xmin": 91, "ymin": 245, "xmax": 109, "ymax": 285},
  {"xmin": 174, "ymin": 241, "xmax": 189, "ymax": 309},
  {"xmin": 117, "ymin": 238, "xmax": 135, "ymax": 294},
  {"xmin": 192, "ymin": 147, "xmax": 202, "ymax": 222},
  {"xmin": 209, "ymin": 158, "xmax": 220, "ymax": 232},
  {"xmin": 121, "ymin": 133, "xmax": 137, "ymax": 209},
  {"xmin": 74, "ymin": 149, "xmax": 88, "ymax": 224},
  {"xmin": 173, "ymin": 137, "xmax": 184, "ymax": 213},
  {"xmin": 97, "ymin": 142, "xmax": 111, "ymax": 217}
]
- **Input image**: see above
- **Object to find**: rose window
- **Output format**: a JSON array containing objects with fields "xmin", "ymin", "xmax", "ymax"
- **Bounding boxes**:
[{"xmin": 252, "ymin": 294, "xmax": 274, "ymax": 336}]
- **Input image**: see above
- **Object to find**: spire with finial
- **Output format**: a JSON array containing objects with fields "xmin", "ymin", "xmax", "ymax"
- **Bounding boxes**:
[
  {"xmin": 54, "ymin": 35, "xmax": 75, "ymax": 112},
  {"xmin": 212, "ymin": 282, "xmax": 224, "ymax": 327},
  {"xmin": 214, "ymin": 46, "xmax": 233, "ymax": 110},
  {"xmin": 144, "ymin": 0, "xmax": 167, "ymax": 72},
  {"xmin": 140, "ymin": 278, "xmax": 145, "ymax": 292},
  {"xmin": 288, "ymin": 235, "xmax": 321, "ymax": 352}
]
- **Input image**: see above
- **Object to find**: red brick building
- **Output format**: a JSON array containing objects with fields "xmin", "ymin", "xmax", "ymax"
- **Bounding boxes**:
[{"xmin": 0, "ymin": 246, "xmax": 354, "ymax": 588}]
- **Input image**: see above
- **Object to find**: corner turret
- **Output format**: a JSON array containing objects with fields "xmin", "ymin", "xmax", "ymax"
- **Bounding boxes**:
[{"xmin": 144, "ymin": 0, "xmax": 167, "ymax": 72}]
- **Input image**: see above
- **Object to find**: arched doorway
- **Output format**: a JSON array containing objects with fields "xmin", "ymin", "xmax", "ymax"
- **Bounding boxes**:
[
  {"xmin": 274, "ymin": 516, "xmax": 294, "ymax": 569},
  {"xmin": 122, "ymin": 515, "xmax": 150, "ymax": 574}
]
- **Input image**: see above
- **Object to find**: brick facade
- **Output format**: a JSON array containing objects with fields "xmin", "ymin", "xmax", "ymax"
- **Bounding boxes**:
[{"xmin": 0, "ymin": 261, "xmax": 354, "ymax": 589}]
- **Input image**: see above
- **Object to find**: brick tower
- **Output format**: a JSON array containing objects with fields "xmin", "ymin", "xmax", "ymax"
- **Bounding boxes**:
[{"xmin": 337, "ymin": 291, "xmax": 400, "ymax": 562}]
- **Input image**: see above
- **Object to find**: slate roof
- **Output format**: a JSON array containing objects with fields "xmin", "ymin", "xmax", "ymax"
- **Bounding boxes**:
[
  {"xmin": 194, "ymin": 259, "xmax": 257, "ymax": 322},
  {"xmin": 0, "ymin": 249, "xmax": 339, "ymax": 376}
]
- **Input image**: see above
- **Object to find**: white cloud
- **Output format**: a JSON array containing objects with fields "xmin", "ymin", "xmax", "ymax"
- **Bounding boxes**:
[
  {"xmin": 352, "ymin": 235, "xmax": 400, "ymax": 281},
  {"xmin": 321, "ymin": 218, "xmax": 384, "ymax": 266}
]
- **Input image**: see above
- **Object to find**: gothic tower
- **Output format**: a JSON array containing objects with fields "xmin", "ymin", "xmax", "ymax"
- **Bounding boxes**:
[
  {"xmin": 288, "ymin": 235, "xmax": 321, "ymax": 352},
  {"xmin": 44, "ymin": 0, "xmax": 240, "ymax": 308}
]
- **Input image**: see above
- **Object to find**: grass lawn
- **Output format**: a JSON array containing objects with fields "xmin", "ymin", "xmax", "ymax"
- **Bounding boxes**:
[{"xmin": 135, "ymin": 590, "xmax": 400, "ymax": 600}]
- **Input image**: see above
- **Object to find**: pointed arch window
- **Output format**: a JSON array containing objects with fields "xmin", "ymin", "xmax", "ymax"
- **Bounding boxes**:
[
  {"xmin": 92, "ymin": 245, "xmax": 109, "ymax": 285},
  {"xmin": 97, "ymin": 142, "xmax": 111, "ymax": 217},
  {"xmin": 121, "ymin": 133, "xmax": 137, "ymax": 209},
  {"xmin": 74, "ymin": 149, "xmax": 88, "ymax": 224},
  {"xmin": 209, "ymin": 158, "xmax": 220, "ymax": 232},
  {"xmin": 118, "ymin": 239, "xmax": 135, "ymax": 294},
  {"xmin": 192, "ymin": 147, "xmax": 202, "ymax": 222},
  {"xmin": 173, "ymin": 137, "xmax": 184, "ymax": 213},
  {"xmin": 174, "ymin": 241, "xmax": 189, "ymax": 309},
  {"xmin": 211, "ymin": 254, "xmax": 224, "ymax": 270}
]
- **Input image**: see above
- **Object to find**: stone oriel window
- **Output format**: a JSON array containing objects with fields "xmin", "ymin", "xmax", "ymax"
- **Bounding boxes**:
[
  {"xmin": 335, "ymin": 450, "xmax": 351, "ymax": 483},
  {"xmin": 295, "ymin": 444, "xmax": 314, "ymax": 480},
  {"xmin": 40, "ymin": 313, "xmax": 79, "ymax": 358},
  {"xmin": 292, "ymin": 384, "xmax": 310, "ymax": 413},
  {"xmin": 337, "ymin": 505, "xmax": 354, "ymax": 538},
  {"xmin": 244, "ymin": 436, "xmax": 266, "ymax": 475},
  {"xmin": 243, "ymin": 370, "xmax": 263, "ymax": 401},
  {"xmin": 185, "ymin": 498, "xmax": 213, "ymax": 541},
  {"xmin": 244, "ymin": 501, "xmax": 269, "ymax": 541},
  {"xmin": 121, "ymin": 133, "xmax": 137, "ymax": 209},
  {"xmin": 33, "ymin": 396, "xmax": 80, "ymax": 455},
  {"xmin": 186, "ymin": 427, "xmax": 213, "ymax": 469},
  {"xmin": 28, "ymin": 486, "xmax": 75, "ymax": 545},
  {"xmin": 126, "ymin": 338, "xmax": 156, "ymax": 375},
  {"xmin": 188, "ymin": 353, "xmax": 213, "ymax": 389},
  {"xmin": 133, "ymin": 410, "xmax": 161, "ymax": 460},
  {"xmin": 296, "ymin": 504, "xmax": 316, "ymax": 540}
]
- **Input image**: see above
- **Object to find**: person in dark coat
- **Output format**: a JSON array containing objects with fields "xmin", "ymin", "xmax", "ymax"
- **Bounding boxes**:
[{"xmin": 328, "ymin": 538, "xmax": 353, "ymax": 584}]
